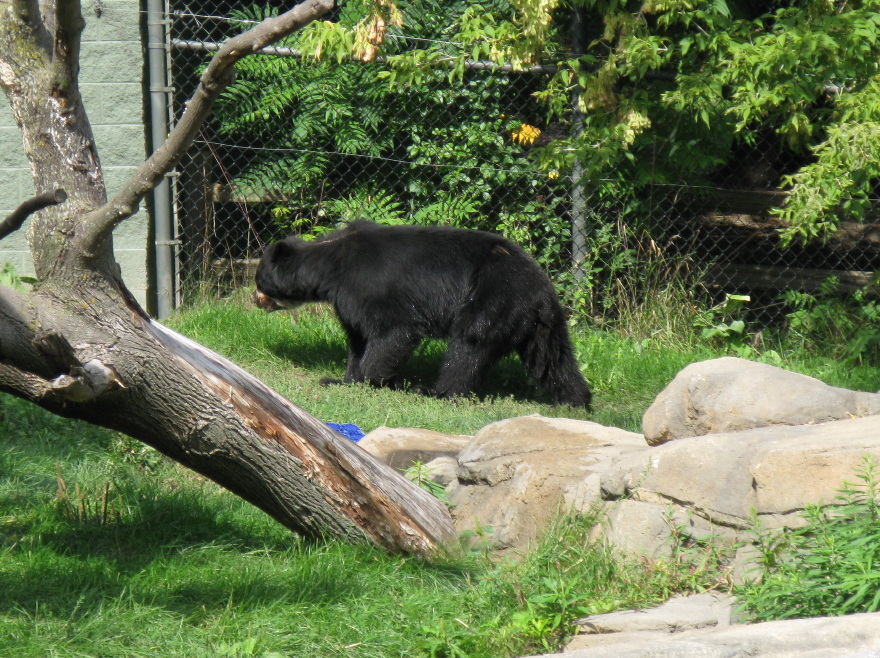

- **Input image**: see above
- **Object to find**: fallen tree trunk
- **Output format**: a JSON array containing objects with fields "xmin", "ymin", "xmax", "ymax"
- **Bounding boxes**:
[{"xmin": 145, "ymin": 319, "xmax": 456, "ymax": 552}]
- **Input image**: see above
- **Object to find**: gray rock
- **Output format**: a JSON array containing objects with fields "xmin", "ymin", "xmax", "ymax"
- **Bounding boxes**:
[
  {"xmin": 642, "ymin": 357, "xmax": 880, "ymax": 445},
  {"xmin": 439, "ymin": 411, "xmax": 880, "ymax": 571},
  {"xmin": 358, "ymin": 359, "xmax": 880, "ymax": 657},
  {"xmin": 357, "ymin": 426, "xmax": 470, "ymax": 470},
  {"xmin": 448, "ymin": 415, "xmax": 645, "ymax": 555},
  {"xmin": 421, "ymin": 456, "xmax": 459, "ymax": 488},
  {"xmin": 600, "ymin": 414, "xmax": 880, "ymax": 578},
  {"xmin": 549, "ymin": 608, "xmax": 880, "ymax": 657},
  {"xmin": 573, "ymin": 593, "xmax": 734, "ymax": 635}
]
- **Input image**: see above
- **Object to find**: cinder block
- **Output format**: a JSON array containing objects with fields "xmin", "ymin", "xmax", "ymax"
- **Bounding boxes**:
[
  {"xmin": 79, "ymin": 42, "xmax": 142, "ymax": 84},
  {"xmin": 0, "ymin": 168, "xmax": 25, "ymax": 208},
  {"xmin": 0, "ymin": 129, "xmax": 29, "ymax": 168},
  {"xmin": 114, "ymin": 210, "xmax": 149, "ymax": 246},
  {"xmin": 84, "ymin": 83, "xmax": 145, "ymax": 125},
  {"xmin": 93, "ymin": 125, "xmax": 149, "ymax": 166},
  {"xmin": 114, "ymin": 247, "xmax": 149, "ymax": 292},
  {"xmin": 92, "ymin": 1, "xmax": 143, "ymax": 42},
  {"xmin": 0, "ymin": 100, "xmax": 18, "ymax": 127}
]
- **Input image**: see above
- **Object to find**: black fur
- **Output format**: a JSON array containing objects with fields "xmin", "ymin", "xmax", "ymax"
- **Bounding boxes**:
[{"xmin": 254, "ymin": 221, "xmax": 591, "ymax": 408}]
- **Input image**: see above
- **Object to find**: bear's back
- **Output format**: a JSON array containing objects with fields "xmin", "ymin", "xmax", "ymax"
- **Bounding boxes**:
[{"xmin": 340, "ymin": 220, "xmax": 527, "ymax": 265}]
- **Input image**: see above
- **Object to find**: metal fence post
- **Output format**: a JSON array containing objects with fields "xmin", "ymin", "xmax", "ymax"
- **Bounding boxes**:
[
  {"xmin": 147, "ymin": 0, "xmax": 176, "ymax": 319},
  {"xmin": 570, "ymin": 5, "xmax": 588, "ymax": 283}
]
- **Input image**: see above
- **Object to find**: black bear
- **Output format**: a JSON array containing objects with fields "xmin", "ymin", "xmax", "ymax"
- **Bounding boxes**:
[{"xmin": 254, "ymin": 220, "xmax": 591, "ymax": 408}]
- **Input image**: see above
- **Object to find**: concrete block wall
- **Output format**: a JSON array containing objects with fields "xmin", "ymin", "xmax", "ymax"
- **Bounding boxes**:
[{"xmin": 0, "ymin": 1, "xmax": 150, "ymax": 308}]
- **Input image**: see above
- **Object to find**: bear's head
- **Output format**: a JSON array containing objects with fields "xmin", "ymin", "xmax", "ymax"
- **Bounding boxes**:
[{"xmin": 253, "ymin": 238, "xmax": 306, "ymax": 312}]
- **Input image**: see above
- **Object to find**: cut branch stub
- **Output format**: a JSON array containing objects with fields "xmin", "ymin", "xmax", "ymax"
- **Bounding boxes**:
[
  {"xmin": 48, "ymin": 359, "xmax": 124, "ymax": 403},
  {"xmin": 0, "ymin": 188, "xmax": 66, "ymax": 241}
]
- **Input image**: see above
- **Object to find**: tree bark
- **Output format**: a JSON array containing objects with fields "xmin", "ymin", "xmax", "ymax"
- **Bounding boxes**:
[{"xmin": 0, "ymin": 0, "xmax": 456, "ymax": 555}]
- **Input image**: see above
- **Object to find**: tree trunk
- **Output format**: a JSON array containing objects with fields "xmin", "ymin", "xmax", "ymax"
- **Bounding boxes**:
[{"xmin": 0, "ymin": 0, "xmax": 455, "ymax": 556}]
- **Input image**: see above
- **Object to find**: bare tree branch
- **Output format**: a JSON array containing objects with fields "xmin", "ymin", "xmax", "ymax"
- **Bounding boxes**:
[
  {"xmin": 51, "ymin": 0, "xmax": 85, "ymax": 92},
  {"xmin": 0, "ymin": 188, "xmax": 67, "ymax": 241},
  {"xmin": 80, "ymin": 0, "xmax": 335, "ymax": 252},
  {"xmin": 0, "ymin": 361, "xmax": 55, "ymax": 401}
]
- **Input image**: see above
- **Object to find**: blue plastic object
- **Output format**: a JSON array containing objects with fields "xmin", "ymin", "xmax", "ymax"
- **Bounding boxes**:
[{"xmin": 326, "ymin": 422, "xmax": 365, "ymax": 442}]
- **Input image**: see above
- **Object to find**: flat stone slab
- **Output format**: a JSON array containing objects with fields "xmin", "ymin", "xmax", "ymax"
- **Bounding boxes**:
[
  {"xmin": 532, "ymin": 605, "xmax": 880, "ymax": 657},
  {"xmin": 573, "ymin": 593, "xmax": 733, "ymax": 635}
]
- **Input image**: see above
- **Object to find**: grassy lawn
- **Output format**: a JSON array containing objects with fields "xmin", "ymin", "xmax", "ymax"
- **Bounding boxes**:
[
  {"xmin": 1, "ymin": 297, "xmax": 879, "ymax": 656},
  {"xmin": 167, "ymin": 297, "xmax": 880, "ymax": 435}
]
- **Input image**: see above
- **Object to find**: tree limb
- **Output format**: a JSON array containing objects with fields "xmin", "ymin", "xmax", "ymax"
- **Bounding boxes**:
[
  {"xmin": 0, "ymin": 361, "xmax": 55, "ymax": 402},
  {"xmin": 80, "ymin": 0, "xmax": 335, "ymax": 253},
  {"xmin": 0, "ymin": 188, "xmax": 67, "ymax": 241},
  {"xmin": 51, "ymin": 0, "xmax": 85, "ymax": 93}
]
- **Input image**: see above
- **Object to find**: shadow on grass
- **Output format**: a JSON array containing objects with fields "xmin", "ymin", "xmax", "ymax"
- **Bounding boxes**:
[
  {"xmin": 0, "ymin": 494, "xmax": 392, "ymax": 618},
  {"xmin": 267, "ymin": 332, "xmax": 559, "ymax": 407},
  {"xmin": 267, "ymin": 333, "xmax": 348, "ymax": 372},
  {"xmin": 0, "ymin": 485, "xmax": 476, "ymax": 620}
]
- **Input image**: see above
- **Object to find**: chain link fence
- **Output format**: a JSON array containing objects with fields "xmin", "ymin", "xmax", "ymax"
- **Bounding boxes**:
[{"xmin": 163, "ymin": 2, "xmax": 880, "ymax": 320}]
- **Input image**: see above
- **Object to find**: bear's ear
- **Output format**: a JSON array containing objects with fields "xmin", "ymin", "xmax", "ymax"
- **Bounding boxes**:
[{"xmin": 266, "ymin": 238, "xmax": 299, "ymax": 264}]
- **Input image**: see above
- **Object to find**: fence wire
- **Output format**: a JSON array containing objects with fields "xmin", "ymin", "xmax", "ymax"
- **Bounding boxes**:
[{"xmin": 164, "ymin": 2, "xmax": 880, "ymax": 321}]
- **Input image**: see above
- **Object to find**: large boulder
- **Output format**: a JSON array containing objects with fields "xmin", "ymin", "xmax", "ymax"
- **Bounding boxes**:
[
  {"xmin": 358, "ymin": 359, "xmax": 880, "ymax": 588},
  {"xmin": 447, "ymin": 415, "xmax": 645, "ymax": 555},
  {"xmin": 642, "ymin": 356, "xmax": 880, "ymax": 445},
  {"xmin": 439, "ymin": 407, "xmax": 880, "ymax": 567},
  {"xmin": 601, "ymin": 413, "xmax": 880, "ymax": 572}
]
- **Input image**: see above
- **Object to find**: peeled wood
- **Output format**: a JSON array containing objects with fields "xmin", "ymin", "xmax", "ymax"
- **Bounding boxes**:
[{"xmin": 146, "ymin": 320, "xmax": 456, "ymax": 553}]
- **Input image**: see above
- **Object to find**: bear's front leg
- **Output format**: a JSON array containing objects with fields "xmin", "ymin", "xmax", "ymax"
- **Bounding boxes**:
[
  {"xmin": 356, "ymin": 331, "xmax": 421, "ymax": 390},
  {"xmin": 319, "ymin": 326, "xmax": 366, "ymax": 388}
]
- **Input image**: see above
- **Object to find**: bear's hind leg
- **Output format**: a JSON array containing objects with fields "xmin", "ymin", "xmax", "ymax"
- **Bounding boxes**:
[{"xmin": 432, "ymin": 338, "xmax": 501, "ymax": 400}]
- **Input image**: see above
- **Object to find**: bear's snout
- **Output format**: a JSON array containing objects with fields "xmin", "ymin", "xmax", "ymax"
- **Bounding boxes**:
[{"xmin": 253, "ymin": 289, "xmax": 283, "ymax": 312}]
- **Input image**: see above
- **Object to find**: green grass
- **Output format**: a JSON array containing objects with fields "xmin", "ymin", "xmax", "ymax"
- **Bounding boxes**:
[
  {"xmin": 2, "ymin": 296, "xmax": 880, "ymax": 655},
  {"xmin": 165, "ymin": 295, "xmax": 880, "ymax": 435},
  {"xmin": 165, "ymin": 296, "xmax": 714, "ymax": 434},
  {"xmin": 0, "ymin": 392, "xmax": 723, "ymax": 657}
]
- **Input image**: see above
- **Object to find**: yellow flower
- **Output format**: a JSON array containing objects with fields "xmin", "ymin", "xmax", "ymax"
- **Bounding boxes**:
[{"xmin": 511, "ymin": 123, "xmax": 541, "ymax": 145}]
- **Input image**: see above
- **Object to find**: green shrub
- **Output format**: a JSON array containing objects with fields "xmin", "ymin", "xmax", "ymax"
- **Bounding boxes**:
[
  {"xmin": 736, "ymin": 456, "xmax": 880, "ymax": 621},
  {"xmin": 782, "ymin": 277, "xmax": 880, "ymax": 365}
]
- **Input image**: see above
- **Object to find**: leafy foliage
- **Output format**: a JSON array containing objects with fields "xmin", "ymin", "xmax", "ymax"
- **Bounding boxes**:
[
  {"xmin": 403, "ymin": 460, "xmax": 452, "ymax": 506},
  {"xmin": 207, "ymin": 0, "xmax": 880, "ymax": 327},
  {"xmin": 375, "ymin": 0, "xmax": 880, "ymax": 245},
  {"xmin": 210, "ymin": 1, "xmax": 576, "ymax": 275},
  {"xmin": 782, "ymin": 276, "xmax": 880, "ymax": 363},
  {"xmin": 0, "ymin": 261, "xmax": 33, "ymax": 291}
]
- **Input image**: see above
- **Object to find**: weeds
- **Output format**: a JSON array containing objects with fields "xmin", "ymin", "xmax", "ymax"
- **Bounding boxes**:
[
  {"xmin": 438, "ymin": 512, "xmax": 725, "ymax": 655},
  {"xmin": 54, "ymin": 466, "xmax": 123, "ymax": 525},
  {"xmin": 782, "ymin": 277, "xmax": 880, "ymax": 364},
  {"xmin": 736, "ymin": 456, "xmax": 880, "ymax": 621},
  {"xmin": 404, "ymin": 461, "xmax": 452, "ymax": 506}
]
